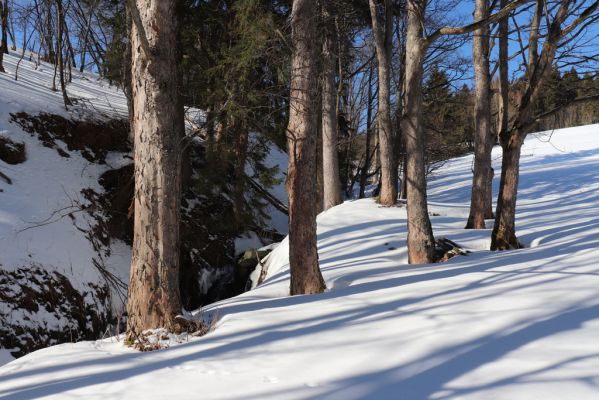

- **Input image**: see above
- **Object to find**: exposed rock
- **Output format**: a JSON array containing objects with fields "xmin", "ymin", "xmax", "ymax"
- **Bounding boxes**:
[
  {"xmin": 0, "ymin": 135, "xmax": 26, "ymax": 165},
  {"xmin": 434, "ymin": 237, "xmax": 470, "ymax": 262}
]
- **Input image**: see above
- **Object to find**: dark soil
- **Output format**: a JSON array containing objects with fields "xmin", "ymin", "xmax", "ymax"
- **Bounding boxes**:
[
  {"xmin": 10, "ymin": 112, "xmax": 130, "ymax": 163},
  {"xmin": 0, "ymin": 265, "xmax": 109, "ymax": 358},
  {"xmin": 0, "ymin": 135, "xmax": 26, "ymax": 164}
]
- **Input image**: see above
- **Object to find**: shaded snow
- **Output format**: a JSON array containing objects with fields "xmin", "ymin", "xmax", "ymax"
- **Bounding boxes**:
[{"xmin": 0, "ymin": 122, "xmax": 598, "ymax": 398}]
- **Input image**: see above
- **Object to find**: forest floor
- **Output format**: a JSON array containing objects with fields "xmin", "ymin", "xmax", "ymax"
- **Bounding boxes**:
[{"xmin": 1, "ymin": 120, "xmax": 598, "ymax": 398}]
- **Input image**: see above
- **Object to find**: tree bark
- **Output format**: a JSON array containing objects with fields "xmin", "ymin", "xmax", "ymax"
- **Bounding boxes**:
[
  {"xmin": 466, "ymin": 0, "xmax": 494, "ymax": 229},
  {"xmin": 321, "ymin": 3, "xmax": 342, "ymax": 210},
  {"xmin": 55, "ymin": 0, "xmax": 72, "ymax": 109},
  {"xmin": 0, "ymin": 0, "xmax": 8, "ymax": 55},
  {"xmin": 287, "ymin": 0, "xmax": 325, "ymax": 295},
  {"xmin": 359, "ymin": 64, "xmax": 374, "ymax": 198},
  {"xmin": 402, "ymin": 0, "xmax": 435, "ymax": 264},
  {"xmin": 0, "ymin": 1, "xmax": 5, "ymax": 73},
  {"xmin": 491, "ymin": 136, "xmax": 523, "ymax": 250},
  {"xmin": 369, "ymin": 0, "xmax": 396, "ymax": 206},
  {"xmin": 497, "ymin": 0, "xmax": 509, "ymax": 150},
  {"xmin": 126, "ymin": 0, "xmax": 184, "ymax": 337}
]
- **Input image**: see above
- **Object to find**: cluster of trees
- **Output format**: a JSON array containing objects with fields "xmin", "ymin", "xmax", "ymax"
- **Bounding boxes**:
[{"xmin": 1, "ymin": 0, "xmax": 598, "ymax": 338}]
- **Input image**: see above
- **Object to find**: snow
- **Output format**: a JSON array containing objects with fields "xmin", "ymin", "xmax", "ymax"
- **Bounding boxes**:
[
  {"xmin": 0, "ymin": 51, "xmax": 130, "ymax": 305},
  {"xmin": 0, "ymin": 121, "xmax": 598, "ymax": 398}
]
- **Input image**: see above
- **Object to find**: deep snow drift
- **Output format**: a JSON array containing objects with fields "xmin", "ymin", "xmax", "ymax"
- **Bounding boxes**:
[{"xmin": 0, "ymin": 120, "xmax": 598, "ymax": 398}]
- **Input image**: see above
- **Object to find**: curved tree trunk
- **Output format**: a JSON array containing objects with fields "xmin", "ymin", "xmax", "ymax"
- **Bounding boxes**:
[
  {"xmin": 491, "ymin": 137, "xmax": 523, "ymax": 250},
  {"xmin": 466, "ymin": 0, "xmax": 493, "ymax": 229},
  {"xmin": 369, "ymin": 0, "xmax": 396, "ymax": 206},
  {"xmin": 287, "ymin": 0, "xmax": 325, "ymax": 295},
  {"xmin": 126, "ymin": 0, "xmax": 184, "ymax": 337},
  {"xmin": 321, "ymin": 3, "xmax": 342, "ymax": 210},
  {"xmin": 403, "ymin": 0, "xmax": 435, "ymax": 264}
]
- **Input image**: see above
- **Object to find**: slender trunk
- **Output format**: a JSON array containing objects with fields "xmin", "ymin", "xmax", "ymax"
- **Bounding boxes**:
[
  {"xmin": 369, "ymin": 0, "xmax": 396, "ymax": 205},
  {"xmin": 1, "ymin": 0, "xmax": 8, "ymax": 55},
  {"xmin": 126, "ymin": 0, "xmax": 184, "ymax": 336},
  {"xmin": 498, "ymin": 0, "xmax": 509, "ymax": 141},
  {"xmin": 0, "ymin": 2, "xmax": 4, "ymax": 73},
  {"xmin": 232, "ymin": 122, "xmax": 249, "ymax": 227},
  {"xmin": 466, "ymin": 0, "xmax": 493, "ymax": 229},
  {"xmin": 45, "ymin": 0, "xmax": 55, "ymax": 64},
  {"xmin": 79, "ymin": 1, "xmax": 95, "ymax": 73},
  {"xmin": 359, "ymin": 64, "xmax": 374, "ymax": 198},
  {"xmin": 287, "ymin": 0, "xmax": 326, "ymax": 295},
  {"xmin": 321, "ymin": 3, "xmax": 342, "ymax": 210},
  {"xmin": 56, "ymin": 0, "xmax": 71, "ymax": 109},
  {"xmin": 403, "ymin": 0, "xmax": 435, "ymax": 264},
  {"xmin": 491, "ymin": 137, "xmax": 523, "ymax": 250}
]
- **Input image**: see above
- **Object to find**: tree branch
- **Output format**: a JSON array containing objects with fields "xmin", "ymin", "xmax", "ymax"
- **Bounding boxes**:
[{"xmin": 426, "ymin": 0, "xmax": 533, "ymax": 46}]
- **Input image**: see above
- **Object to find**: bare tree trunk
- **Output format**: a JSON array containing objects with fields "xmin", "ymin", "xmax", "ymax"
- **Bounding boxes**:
[
  {"xmin": 56, "ymin": 0, "xmax": 71, "ymax": 109},
  {"xmin": 497, "ymin": 0, "xmax": 509, "ymax": 163},
  {"xmin": 321, "ymin": 2, "xmax": 342, "ymax": 210},
  {"xmin": 359, "ymin": 64, "xmax": 374, "ymax": 198},
  {"xmin": 466, "ymin": 0, "xmax": 493, "ymax": 229},
  {"xmin": 0, "ymin": 1, "xmax": 4, "ymax": 73},
  {"xmin": 0, "ymin": 0, "xmax": 8, "ymax": 55},
  {"xmin": 369, "ymin": 0, "xmax": 396, "ymax": 206},
  {"xmin": 287, "ymin": 0, "xmax": 326, "ymax": 295},
  {"xmin": 316, "ymin": 89, "xmax": 324, "ymax": 213},
  {"xmin": 126, "ymin": 0, "xmax": 184, "ymax": 337},
  {"xmin": 232, "ymin": 122, "xmax": 249, "ymax": 227},
  {"xmin": 402, "ymin": 0, "xmax": 435, "ymax": 264},
  {"xmin": 78, "ymin": 1, "xmax": 95, "ymax": 73},
  {"xmin": 491, "ymin": 136, "xmax": 523, "ymax": 250}
]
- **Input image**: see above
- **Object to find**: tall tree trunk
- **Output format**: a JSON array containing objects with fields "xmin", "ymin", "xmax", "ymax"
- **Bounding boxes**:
[
  {"xmin": 55, "ymin": 0, "xmax": 71, "ymax": 109},
  {"xmin": 0, "ymin": 0, "xmax": 7, "ymax": 55},
  {"xmin": 369, "ymin": 0, "xmax": 396, "ymax": 206},
  {"xmin": 287, "ymin": 0, "xmax": 326, "ymax": 295},
  {"xmin": 321, "ymin": 3, "xmax": 342, "ymax": 210},
  {"xmin": 359, "ymin": 64, "xmax": 374, "ymax": 199},
  {"xmin": 0, "ymin": 1, "xmax": 4, "ymax": 73},
  {"xmin": 402, "ymin": 0, "xmax": 435, "ymax": 264},
  {"xmin": 466, "ymin": 0, "xmax": 494, "ymax": 229},
  {"xmin": 491, "ymin": 136, "xmax": 523, "ymax": 250},
  {"xmin": 232, "ymin": 122, "xmax": 249, "ymax": 228},
  {"xmin": 498, "ymin": 0, "xmax": 509, "ymax": 142},
  {"xmin": 126, "ymin": 0, "xmax": 184, "ymax": 336}
]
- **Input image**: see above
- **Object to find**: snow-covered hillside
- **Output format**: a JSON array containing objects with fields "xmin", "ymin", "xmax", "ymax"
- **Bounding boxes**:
[
  {"xmin": 1, "ymin": 121, "xmax": 597, "ymax": 398},
  {"xmin": 0, "ymin": 50, "xmax": 289, "ymax": 365}
]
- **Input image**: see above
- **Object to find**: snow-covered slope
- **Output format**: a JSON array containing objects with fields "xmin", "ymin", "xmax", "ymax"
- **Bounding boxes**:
[
  {"xmin": 0, "ymin": 52, "xmax": 132, "ymax": 364},
  {"xmin": 1, "ymin": 50, "xmax": 290, "ymax": 365},
  {"xmin": 0, "ymin": 51, "xmax": 129, "ymax": 275},
  {"xmin": 1, "ymin": 123, "xmax": 597, "ymax": 399}
]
